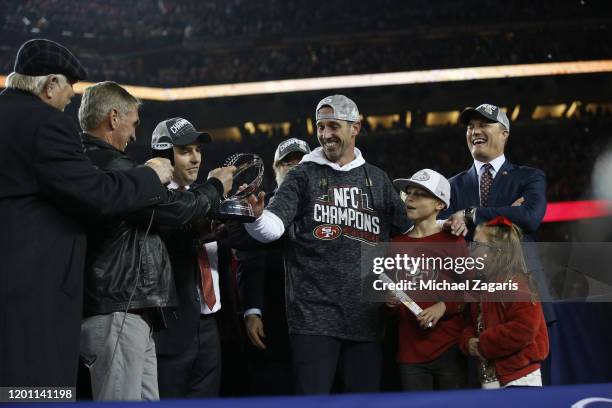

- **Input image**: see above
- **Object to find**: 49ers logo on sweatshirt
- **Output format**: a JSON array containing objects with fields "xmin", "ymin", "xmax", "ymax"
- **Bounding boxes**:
[{"xmin": 313, "ymin": 224, "xmax": 342, "ymax": 240}]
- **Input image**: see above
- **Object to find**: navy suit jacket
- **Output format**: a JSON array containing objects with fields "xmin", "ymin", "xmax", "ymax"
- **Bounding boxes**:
[
  {"xmin": 441, "ymin": 160, "xmax": 555, "ymax": 322},
  {"xmin": 440, "ymin": 160, "xmax": 547, "ymax": 241}
]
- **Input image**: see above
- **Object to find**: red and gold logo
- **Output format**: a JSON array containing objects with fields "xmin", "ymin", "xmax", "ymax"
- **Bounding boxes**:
[{"xmin": 313, "ymin": 224, "xmax": 342, "ymax": 240}]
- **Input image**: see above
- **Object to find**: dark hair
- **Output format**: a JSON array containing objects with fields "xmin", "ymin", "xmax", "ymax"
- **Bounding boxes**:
[{"xmin": 151, "ymin": 147, "xmax": 174, "ymax": 165}]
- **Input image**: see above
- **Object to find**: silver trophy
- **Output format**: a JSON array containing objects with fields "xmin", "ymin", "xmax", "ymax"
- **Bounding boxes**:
[{"xmin": 214, "ymin": 153, "xmax": 264, "ymax": 222}]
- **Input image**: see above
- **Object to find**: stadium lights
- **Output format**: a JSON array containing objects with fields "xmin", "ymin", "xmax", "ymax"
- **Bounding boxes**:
[
  {"xmin": 511, "ymin": 105, "xmax": 521, "ymax": 121},
  {"xmin": 243, "ymin": 122, "xmax": 256, "ymax": 135},
  {"xmin": 306, "ymin": 118, "xmax": 314, "ymax": 135},
  {"xmin": 255, "ymin": 122, "xmax": 292, "ymax": 137},
  {"xmin": 585, "ymin": 102, "xmax": 612, "ymax": 115},
  {"xmin": 365, "ymin": 114, "xmax": 401, "ymax": 130},
  {"xmin": 532, "ymin": 104, "xmax": 568, "ymax": 120},
  {"xmin": 565, "ymin": 101, "xmax": 580, "ymax": 118},
  {"xmin": 209, "ymin": 126, "xmax": 241, "ymax": 142},
  {"xmin": 425, "ymin": 111, "xmax": 460, "ymax": 127},
  {"xmin": 2, "ymin": 59, "xmax": 612, "ymax": 101},
  {"xmin": 405, "ymin": 111, "xmax": 412, "ymax": 128}
]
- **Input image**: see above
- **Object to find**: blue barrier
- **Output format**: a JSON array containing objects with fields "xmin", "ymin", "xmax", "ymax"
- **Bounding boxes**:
[{"xmin": 11, "ymin": 383, "xmax": 612, "ymax": 408}]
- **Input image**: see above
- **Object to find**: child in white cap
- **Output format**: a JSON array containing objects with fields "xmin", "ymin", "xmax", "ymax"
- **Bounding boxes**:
[{"xmin": 387, "ymin": 169, "xmax": 468, "ymax": 391}]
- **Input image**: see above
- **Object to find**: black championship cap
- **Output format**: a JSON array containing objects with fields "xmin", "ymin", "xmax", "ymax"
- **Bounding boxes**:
[
  {"xmin": 14, "ymin": 38, "xmax": 87, "ymax": 81},
  {"xmin": 151, "ymin": 117, "xmax": 212, "ymax": 150},
  {"xmin": 274, "ymin": 138, "xmax": 311, "ymax": 162},
  {"xmin": 459, "ymin": 103, "xmax": 510, "ymax": 131}
]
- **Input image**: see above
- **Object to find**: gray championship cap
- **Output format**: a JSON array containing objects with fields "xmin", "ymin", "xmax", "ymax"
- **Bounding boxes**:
[
  {"xmin": 393, "ymin": 169, "xmax": 451, "ymax": 209},
  {"xmin": 274, "ymin": 138, "xmax": 311, "ymax": 162},
  {"xmin": 316, "ymin": 95, "xmax": 360, "ymax": 122},
  {"xmin": 151, "ymin": 117, "xmax": 211, "ymax": 150},
  {"xmin": 459, "ymin": 103, "xmax": 510, "ymax": 131}
]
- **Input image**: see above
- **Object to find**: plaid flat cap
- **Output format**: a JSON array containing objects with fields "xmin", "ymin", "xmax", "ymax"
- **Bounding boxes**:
[{"xmin": 14, "ymin": 38, "xmax": 87, "ymax": 81}]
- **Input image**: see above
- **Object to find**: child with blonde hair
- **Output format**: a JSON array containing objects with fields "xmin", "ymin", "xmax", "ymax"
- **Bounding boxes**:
[{"xmin": 460, "ymin": 216, "xmax": 549, "ymax": 388}]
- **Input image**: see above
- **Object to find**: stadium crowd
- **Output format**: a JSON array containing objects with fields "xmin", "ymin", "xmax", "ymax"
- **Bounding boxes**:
[
  {"xmin": 1, "ymin": 0, "xmax": 611, "ymax": 86},
  {"xmin": 3, "ymin": 0, "xmax": 609, "ymax": 40}
]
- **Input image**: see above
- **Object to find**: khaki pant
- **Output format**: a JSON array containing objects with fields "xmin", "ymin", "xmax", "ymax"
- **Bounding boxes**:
[{"xmin": 80, "ymin": 312, "xmax": 158, "ymax": 401}]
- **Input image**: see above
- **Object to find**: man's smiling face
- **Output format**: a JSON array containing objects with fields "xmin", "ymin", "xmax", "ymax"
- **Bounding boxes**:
[{"xmin": 465, "ymin": 116, "xmax": 508, "ymax": 162}]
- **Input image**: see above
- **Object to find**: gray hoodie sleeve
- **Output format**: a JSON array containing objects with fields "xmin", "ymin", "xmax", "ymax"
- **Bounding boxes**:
[{"xmin": 265, "ymin": 165, "xmax": 308, "ymax": 227}]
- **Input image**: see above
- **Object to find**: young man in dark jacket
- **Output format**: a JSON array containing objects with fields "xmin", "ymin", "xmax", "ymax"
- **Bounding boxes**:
[
  {"xmin": 77, "ymin": 82, "xmax": 234, "ymax": 400},
  {"xmin": 238, "ymin": 138, "xmax": 311, "ymax": 395},
  {"xmin": 151, "ymin": 118, "xmax": 244, "ymax": 398}
]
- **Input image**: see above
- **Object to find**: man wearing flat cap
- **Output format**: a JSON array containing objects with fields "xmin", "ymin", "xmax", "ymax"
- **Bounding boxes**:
[
  {"xmin": 0, "ymin": 39, "xmax": 175, "ymax": 388},
  {"xmin": 440, "ymin": 103, "xmax": 554, "ymax": 384}
]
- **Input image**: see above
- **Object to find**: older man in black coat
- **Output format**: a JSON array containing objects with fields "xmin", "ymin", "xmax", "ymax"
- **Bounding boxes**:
[{"xmin": 0, "ymin": 39, "xmax": 174, "ymax": 388}]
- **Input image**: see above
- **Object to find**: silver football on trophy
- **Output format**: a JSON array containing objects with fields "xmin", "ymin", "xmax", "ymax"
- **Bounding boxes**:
[{"xmin": 214, "ymin": 153, "xmax": 264, "ymax": 222}]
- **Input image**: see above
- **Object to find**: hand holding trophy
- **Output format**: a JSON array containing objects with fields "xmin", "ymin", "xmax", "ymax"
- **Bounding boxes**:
[
  {"xmin": 207, "ymin": 166, "xmax": 236, "ymax": 196},
  {"xmin": 213, "ymin": 153, "xmax": 264, "ymax": 222}
]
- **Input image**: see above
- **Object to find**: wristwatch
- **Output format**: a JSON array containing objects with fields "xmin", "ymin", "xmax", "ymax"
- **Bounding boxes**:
[{"xmin": 463, "ymin": 207, "xmax": 476, "ymax": 226}]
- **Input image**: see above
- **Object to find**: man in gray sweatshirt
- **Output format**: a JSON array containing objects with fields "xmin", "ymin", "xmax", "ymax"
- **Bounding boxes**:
[{"xmin": 244, "ymin": 95, "xmax": 410, "ymax": 394}]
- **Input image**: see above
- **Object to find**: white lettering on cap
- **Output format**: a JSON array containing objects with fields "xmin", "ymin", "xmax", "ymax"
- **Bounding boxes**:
[
  {"xmin": 170, "ymin": 119, "xmax": 190, "ymax": 134},
  {"xmin": 278, "ymin": 139, "xmax": 296, "ymax": 151},
  {"xmin": 152, "ymin": 142, "xmax": 173, "ymax": 150},
  {"xmin": 479, "ymin": 104, "xmax": 496, "ymax": 115}
]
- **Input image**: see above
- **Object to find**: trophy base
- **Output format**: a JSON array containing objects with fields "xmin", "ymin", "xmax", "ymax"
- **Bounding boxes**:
[{"xmin": 214, "ymin": 198, "xmax": 256, "ymax": 223}]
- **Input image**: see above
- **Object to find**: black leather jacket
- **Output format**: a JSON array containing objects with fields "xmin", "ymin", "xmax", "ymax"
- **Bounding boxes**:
[{"xmin": 81, "ymin": 133, "xmax": 223, "ymax": 319}]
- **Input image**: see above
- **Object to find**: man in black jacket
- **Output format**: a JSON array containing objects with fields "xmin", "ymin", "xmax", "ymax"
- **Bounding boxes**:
[
  {"xmin": 0, "ymin": 39, "xmax": 174, "ymax": 388},
  {"xmin": 77, "ymin": 82, "xmax": 233, "ymax": 400}
]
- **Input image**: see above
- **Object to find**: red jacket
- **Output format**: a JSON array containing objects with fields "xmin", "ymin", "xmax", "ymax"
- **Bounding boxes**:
[{"xmin": 459, "ymin": 279, "xmax": 549, "ymax": 386}]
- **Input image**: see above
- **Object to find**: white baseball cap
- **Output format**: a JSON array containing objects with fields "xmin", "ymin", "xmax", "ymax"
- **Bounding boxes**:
[{"xmin": 393, "ymin": 169, "xmax": 451, "ymax": 208}]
